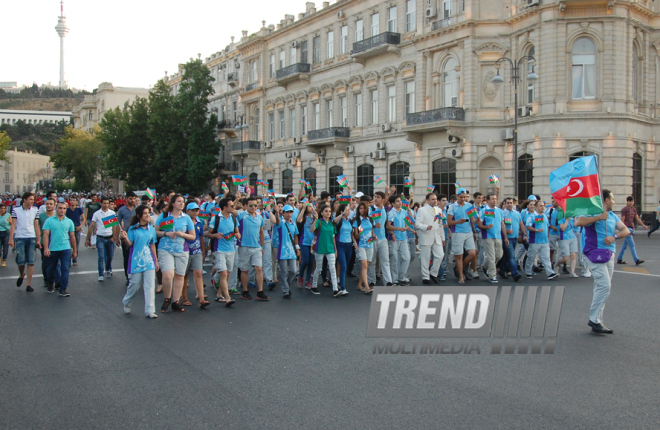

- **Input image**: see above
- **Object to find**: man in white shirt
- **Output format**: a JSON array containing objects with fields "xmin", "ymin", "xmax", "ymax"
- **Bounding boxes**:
[
  {"xmin": 8, "ymin": 192, "xmax": 41, "ymax": 292},
  {"xmin": 85, "ymin": 197, "xmax": 119, "ymax": 281},
  {"xmin": 38, "ymin": 191, "xmax": 57, "ymax": 215},
  {"xmin": 415, "ymin": 193, "xmax": 446, "ymax": 284}
]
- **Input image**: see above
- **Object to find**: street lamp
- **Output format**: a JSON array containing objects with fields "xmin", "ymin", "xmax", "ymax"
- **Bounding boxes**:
[
  {"xmin": 492, "ymin": 56, "xmax": 538, "ymax": 200},
  {"xmin": 235, "ymin": 115, "xmax": 249, "ymax": 177}
]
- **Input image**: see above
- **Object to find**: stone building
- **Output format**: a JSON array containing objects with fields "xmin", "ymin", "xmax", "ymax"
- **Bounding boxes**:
[
  {"xmin": 71, "ymin": 82, "xmax": 149, "ymax": 132},
  {"xmin": 167, "ymin": 0, "xmax": 660, "ymax": 212},
  {"xmin": 0, "ymin": 149, "xmax": 52, "ymax": 194}
]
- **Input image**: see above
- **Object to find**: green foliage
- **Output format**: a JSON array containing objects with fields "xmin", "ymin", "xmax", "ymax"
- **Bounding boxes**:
[
  {"xmin": 0, "ymin": 120, "xmax": 67, "ymax": 156},
  {"xmin": 51, "ymin": 125, "xmax": 103, "ymax": 191},
  {"xmin": 0, "ymin": 130, "xmax": 11, "ymax": 162}
]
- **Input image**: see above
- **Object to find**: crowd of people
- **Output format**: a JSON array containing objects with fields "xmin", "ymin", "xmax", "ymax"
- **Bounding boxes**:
[{"xmin": 2, "ymin": 182, "xmax": 646, "ymax": 333}]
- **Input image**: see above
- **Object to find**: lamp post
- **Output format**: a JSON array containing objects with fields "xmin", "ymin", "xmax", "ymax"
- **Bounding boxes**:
[
  {"xmin": 235, "ymin": 115, "xmax": 249, "ymax": 177},
  {"xmin": 492, "ymin": 56, "xmax": 538, "ymax": 200}
]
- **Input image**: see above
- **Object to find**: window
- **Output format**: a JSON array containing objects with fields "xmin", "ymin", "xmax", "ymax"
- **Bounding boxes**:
[
  {"xmin": 389, "ymin": 161, "xmax": 410, "ymax": 196},
  {"xmin": 357, "ymin": 164, "xmax": 374, "ymax": 197},
  {"xmin": 301, "ymin": 40, "xmax": 308, "ymax": 64},
  {"xmin": 633, "ymin": 44, "xmax": 641, "ymax": 104},
  {"xmin": 251, "ymin": 60, "xmax": 257, "ymax": 83},
  {"xmin": 340, "ymin": 97, "xmax": 347, "ymax": 127},
  {"xmin": 301, "ymin": 106, "xmax": 307, "ymax": 135},
  {"xmin": 279, "ymin": 51, "xmax": 285, "ymax": 69},
  {"xmin": 89, "ymin": 111, "xmax": 93, "ymax": 121},
  {"xmin": 329, "ymin": 166, "xmax": 344, "ymax": 196},
  {"xmin": 282, "ymin": 169, "xmax": 293, "ymax": 194},
  {"xmin": 526, "ymin": 47, "xmax": 535, "ymax": 104},
  {"xmin": 572, "ymin": 38, "xmax": 597, "ymax": 100},
  {"xmin": 249, "ymin": 173, "xmax": 258, "ymax": 191},
  {"xmin": 233, "ymin": 101, "xmax": 237, "ymax": 122},
  {"xmin": 387, "ymin": 7, "xmax": 397, "ymax": 32},
  {"xmin": 370, "ymin": 89, "xmax": 379, "ymax": 124},
  {"xmin": 268, "ymin": 112, "xmax": 274, "ymax": 140},
  {"xmin": 356, "ymin": 19, "xmax": 364, "ymax": 42},
  {"xmin": 387, "ymin": 86, "xmax": 396, "ymax": 122},
  {"xmin": 354, "ymin": 93, "xmax": 363, "ymax": 127},
  {"xmin": 443, "ymin": 58, "xmax": 459, "ymax": 107},
  {"xmin": 290, "ymin": 108, "xmax": 296, "ymax": 138},
  {"xmin": 254, "ymin": 108, "xmax": 260, "ymax": 140},
  {"xmin": 314, "ymin": 103, "xmax": 320, "ymax": 130},
  {"xmin": 371, "ymin": 13, "xmax": 380, "ymax": 36},
  {"xmin": 290, "ymin": 44, "xmax": 296, "ymax": 64},
  {"xmin": 313, "ymin": 36, "xmax": 320, "ymax": 63},
  {"xmin": 304, "ymin": 168, "xmax": 317, "ymax": 194},
  {"xmin": 269, "ymin": 54, "xmax": 275, "ymax": 78},
  {"xmin": 405, "ymin": 81, "xmax": 415, "ymax": 115},
  {"xmin": 327, "ymin": 31, "xmax": 334, "ymax": 59},
  {"xmin": 432, "ymin": 158, "xmax": 457, "ymax": 197},
  {"xmin": 340, "ymin": 26, "xmax": 348, "ymax": 54},
  {"xmin": 279, "ymin": 111, "xmax": 285, "ymax": 139},
  {"xmin": 518, "ymin": 154, "xmax": 533, "ymax": 200},
  {"xmin": 633, "ymin": 153, "xmax": 642, "ymax": 213},
  {"xmin": 326, "ymin": 100, "xmax": 333, "ymax": 127},
  {"xmin": 443, "ymin": 0, "xmax": 451, "ymax": 18},
  {"xmin": 406, "ymin": 0, "xmax": 416, "ymax": 32}
]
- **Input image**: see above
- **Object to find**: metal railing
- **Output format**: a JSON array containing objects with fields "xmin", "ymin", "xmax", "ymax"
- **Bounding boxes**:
[
  {"xmin": 352, "ymin": 32, "xmax": 400, "ymax": 55},
  {"xmin": 307, "ymin": 127, "xmax": 351, "ymax": 141},
  {"xmin": 244, "ymin": 82, "xmax": 259, "ymax": 92},
  {"xmin": 406, "ymin": 107, "xmax": 465, "ymax": 126},
  {"xmin": 431, "ymin": 16, "xmax": 456, "ymax": 31},
  {"xmin": 276, "ymin": 63, "xmax": 311, "ymax": 80},
  {"xmin": 227, "ymin": 72, "xmax": 238, "ymax": 82},
  {"xmin": 231, "ymin": 141, "xmax": 261, "ymax": 151}
]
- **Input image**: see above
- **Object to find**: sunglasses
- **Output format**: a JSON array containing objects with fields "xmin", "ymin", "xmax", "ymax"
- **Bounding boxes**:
[{"xmin": 248, "ymin": 204, "xmax": 257, "ymax": 207}]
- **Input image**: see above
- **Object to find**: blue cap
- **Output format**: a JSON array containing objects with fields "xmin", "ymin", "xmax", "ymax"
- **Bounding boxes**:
[
  {"xmin": 186, "ymin": 202, "xmax": 200, "ymax": 211},
  {"xmin": 57, "ymin": 197, "xmax": 65, "ymax": 203},
  {"xmin": 527, "ymin": 195, "xmax": 537, "ymax": 201},
  {"xmin": 457, "ymin": 188, "xmax": 467, "ymax": 195},
  {"xmin": 283, "ymin": 204, "xmax": 294, "ymax": 212}
]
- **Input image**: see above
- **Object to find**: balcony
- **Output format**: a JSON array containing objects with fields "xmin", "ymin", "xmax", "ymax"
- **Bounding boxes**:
[
  {"xmin": 403, "ymin": 108, "xmax": 466, "ymax": 148},
  {"xmin": 227, "ymin": 72, "xmax": 238, "ymax": 87},
  {"xmin": 431, "ymin": 16, "xmax": 457, "ymax": 31},
  {"xmin": 351, "ymin": 32, "xmax": 401, "ymax": 64},
  {"xmin": 306, "ymin": 127, "xmax": 350, "ymax": 153},
  {"xmin": 217, "ymin": 120, "xmax": 238, "ymax": 138},
  {"xmin": 230, "ymin": 140, "xmax": 261, "ymax": 161},
  {"xmin": 244, "ymin": 82, "xmax": 260, "ymax": 92},
  {"xmin": 276, "ymin": 63, "xmax": 311, "ymax": 87}
]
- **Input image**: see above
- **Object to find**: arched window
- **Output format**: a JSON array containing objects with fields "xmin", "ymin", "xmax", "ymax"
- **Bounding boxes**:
[
  {"xmin": 389, "ymin": 161, "xmax": 410, "ymax": 196},
  {"xmin": 572, "ymin": 38, "xmax": 597, "ymax": 100},
  {"xmin": 282, "ymin": 169, "xmax": 293, "ymax": 194},
  {"xmin": 356, "ymin": 164, "xmax": 374, "ymax": 197},
  {"xmin": 518, "ymin": 154, "xmax": 533, "ymax": 200},
  {"xmin": 304, "ymin": 167, "xmax": 317, "ymax": 195},
  {"xmin": 478, "ymin": 157, "xmax": 502, "ymax": 195},
  {"xmin": 431, "ymin": 158, "xmax": 456, "ymax": 197},
  {"xmin": 443, "ymin": 58, "xmax": 458, "ymax": 108},
  {"xmin": 525, "ymin": 46, "xmax": 535, "ymax": 105},
  {"xmin": 569, "ymin": 151, "xmax": 598, "ymax": 165},
  {"xmin": 328, "ymin": 166, "xmax": 344, "ymax": 196},
  {"xmin": 633, "ymin": 153, "xmax": 642, "ymax": 213}
]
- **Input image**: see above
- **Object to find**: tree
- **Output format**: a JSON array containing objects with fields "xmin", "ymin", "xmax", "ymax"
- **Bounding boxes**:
[
  {"xmin": 51, "ymin": 125, "xmax": 102, "ymax": 191},
  {"xmin": 176, "ymin": 59, "xmax": 220, "ymax": 194},
  {"xmin": 0, "ymin": 130, "xmax": 10, "ymax": 162}
]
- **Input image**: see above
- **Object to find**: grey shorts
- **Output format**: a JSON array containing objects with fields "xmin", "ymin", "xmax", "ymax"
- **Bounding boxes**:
[
  {"xmin": 186, "ymin": 253, "xmax": 204, "ymax": 272},
  {"xmin": 548, "ymin": 235, "xmax": 560, "ymax": 250},
  {"xmin": 558, "ymin": 238, "xmax": 578, "ymax": 257},
  {"xmin": 158, "ymin": 250, "xmax": 189, "ymax": 276},
  {"xmin": 451, "ymin": 232, "xmax": 476, "ymax": 255},
  {"xmin": 238, "ymin": 246, "xmax": 262, "ymax": 271},
  {"xmin": 357, "ymin": 247, "xmax": 374, "ymax": 262},
  {"xmin": 214, "ymin": 251, "xmax": 235, "ymax": 273}
]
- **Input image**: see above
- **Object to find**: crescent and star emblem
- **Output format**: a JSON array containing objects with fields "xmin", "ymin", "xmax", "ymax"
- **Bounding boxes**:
[{"xmin": 567, "ymin": 179, "xmax": 584, "ymax": 197}]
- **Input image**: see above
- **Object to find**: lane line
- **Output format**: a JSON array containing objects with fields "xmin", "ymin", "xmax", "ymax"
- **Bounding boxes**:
[
  {"xmin": 614, "ymin": 270, "xmax": 660, "ymax": 278},
  {"xmin": 0, "ymin": 270, "xmax": 100, "ymax": 280}
]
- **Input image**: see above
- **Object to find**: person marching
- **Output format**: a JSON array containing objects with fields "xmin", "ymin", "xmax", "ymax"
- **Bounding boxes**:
[
  {"xmin": 476, "ymin": 194, "xmax": 507, "ymax": 283},
  {"xmin": 42, "ymin": 201, "xmax": 77, "ymax": 297},
  {"xmin": 524, "ymin": 202, "xmax": 559, "ymax": 280},
  {"xmin": 9, "ymin": 192, "xmax": 41, "ymax": 292},
  {"xmin": 367, "ymin": 191, "xmax": 393, "ymax": 287},
  {"xmin": 446, "ymin": 188, "xmax": 477, "ymax": 284},
  {"xmin": 65, "ymin": 195, "xmax": 85, "ymax": 266},
  {"xmin": 353, "ymin": 202, "xmax": 375, "ymax": 294},
  {"xmin": 181, "ymin": 202, "xmax": 209, "ymax": 309},
  {"xmin": 501, "ymin": 197, "xmax": 524, "ymax": 282},
  {"xmin": 386, "ymin": 194, "xmax": 413, "ymax": 285},
  {"xmin": 85, "ymin": 196, "xmax": 119, "ymax": 282},
  {"xmin": 556, "ymin": 215, "xmax": 579, "ymax": 278},
  {"xmin": 237, "ymin": 196, "xmax": 269, "ymax": 301},
  {"xmin": 206, "ymin": 197, "xmax": 239, "ymax": 307},
  {"xmin": 415, "ymin": 193, "xmax": 445, "ymax": 285},
  {"xmin": 0, "ymin": 203, "xmax": 10, "ymax": 267},
  {"xmin": 310, "ymin": 204, "xmax": 340, "ymax": 296},
  {"xmin": 616, "ymin": 196, "xmax": 647, "ymax": 266},
  {"xmin": 116, "ymin": 191, "xmax": 137, "ymax": 285},
  {"xmin": 296, "ymin": 201, "xmax": 316, "ymax": 291},
  {"xmin": 272, "ymin": 204, "xmax": 301, "ymax": 299}
]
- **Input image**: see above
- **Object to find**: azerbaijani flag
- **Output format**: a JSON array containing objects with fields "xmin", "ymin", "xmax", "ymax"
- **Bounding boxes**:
[
  {"xmin": 358, "ymin": 225, "xmax": 364, "ymax": 236},
  {"xmin": 426, "ymin": 185, "xmax": 435, "ymax": 192},
  {"xmin": 466, "ymin": 207, "xmax": 477, "ymax": 219},
  {"xmin": 504, "ymin": 217, "xmax": 512, "ymax": 225},
  {"xmin": 102, "ymin": 215, "xmax": 119, "ymax": 228},
  {"xmin": 224, "ymin": 232, "xmax": 236, "ymax": 241},
  {"xmin": 534, "ymin": 215, "xmax": 544, "ymax": 224},
  {"xmin": 159, "ymin": 216, "xmax": 174, "ymax": 231},
  {"xmin": 484, "ymin": 209, "xmax": 495, "ymax": 218},
  {"xmin": 404, "ymin": 178, "xmax": 412, "ymax": 188},
  {"xmin": 368, "ymin": 236, "xmax": 376, "ymax": 244},
  {"xmin": 337, "ymin": 175, "xmax": 348, "ymax": 187},
  {"xmin": 306, "ymin": 181, "xmax": 313, "ymax": 190},
  {"xmin": 489, "ymin": 175, "xmax": 500, "ymax": 184},
  {"xmin": 268, "ymin": 189, "xmax": 275, "ymax": 196},
  {"xmin": 299, "ymin": 179, "xmax": 307, "ymax": 186},
  {"xmin": 199, "ymin": 212, "xmax": 210, "ymax": 221},
  {"xmin": 401, "ymin": 200, "xmax": 410, "ymax": 209},
  {"xmin": 374, "ymin": 176, "xmax": 384, "ymax": 186},
  {"xmin": 370, "ymin": 212, "xmax": 381, "ymax": 222},
  {"xmin": 222, "ymin": 182, "xmax": 229, "ymax": 193},
  {"xmin": 231, "ymin": 175, "xmax": 247, "ymax": 185},
  {"xmin": 338, "ymin": 196, "xmax": 351, "ymax": 205},
  {"xmin": 183, "ymin": 194, "xmax": 189, "ymax": 199},
  {"xmin": 404, "ymin": 215, "xmax": 413, "ymax": 227},
  {"xmin": 145, "ymin": 187, "xmax": 155, "ymax": 200},
  {"xmin": 454, "ymin": 182, "xmax": 461, "ymax": 188},
  {"xmin": 549, "ymin": 155, "xmax": 603, "ymax": 217}
]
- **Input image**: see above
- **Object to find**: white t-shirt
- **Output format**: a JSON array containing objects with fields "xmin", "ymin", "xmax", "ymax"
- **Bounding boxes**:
[
  {"xmin": 11, "ymin": 205, "xmax": 39, "ymax": 238},
  {"xmin": 92, "ymin": 209, "xmax": 117, "ymax": 237}
]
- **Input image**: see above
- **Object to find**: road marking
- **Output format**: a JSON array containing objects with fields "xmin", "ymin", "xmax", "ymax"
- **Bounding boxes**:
[
  {"xmin": 0, "ymin": 270, "xmax": 100, "ymax": 281},
  {"xmin": 620, "ymin": 267, "xmax": 650, "ymax": 274},
  {"xmin": 614, "ymin": 270, "xmax": 660, "ymax": 277}
]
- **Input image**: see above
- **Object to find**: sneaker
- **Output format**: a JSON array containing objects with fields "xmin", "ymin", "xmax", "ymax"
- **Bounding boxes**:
[
  {"xmin": 256, "ymin": 291, "xmax": 270, "ymax": 301},
  {"xmin": 581, "ymin": 272, "xmax": 592, "ymax": 278},
  {"xmin": 98, "ymin": 276, "xmax": 104, "ymax": 282},
  {"xmin": 386, "ymin": 282, "xmax": 394, "ymax": 286},
  {"xmin": 489, "ymin": 277, "xmax": 498, "ymax": 284},
  {"xmin": 202, "ymin": 270, "xmax": 207, "ymax": 275},
  {"xmin": 16, "ymin": 276, "xmax": 23, "ymax": 287},
  {"xmin": 341, "ymin": 290, "xmax": 349, "ymax": 296},
  {"xmin": 470, "ymin": 270, "xmax": 480, "ymax": 280},
  {"xmin": 229, "ymin": 288, "xmax": 241, "ymax": 295},
  {"xmin": 464, "ymin": 270, "xmax": 474, "ymax": 280},
  {"xmin": 125, "ymin": 279, "xmax": 129, "ymax": 286},
  {"xmin": 526, "ymin": 274, "xmax": 534, "ymax": 279},
  {"xmin": 283, "ymin": 292, "xmax": 292, "ymax": 299},
  {"xmin": 547, "ymin": 272, "xmax": 559, "ymax": 280},
  {"xmin": 305, "ymin": 281, "xmax": 312, "ymax": 290},
  {"xmin": 106, "ymin": 270, "xmax": 113, "ymax": 277},
  {"xmin": 268, "ymin": 282, "xmax": 277, "ymax": 291},
  {"xmin": 1, "ymin": 260, "xmax": 6, "ymax": 267},
  {"xmin": 298, "ymin": 278, "xmax": 304, "ymax": 288},
  {"xmin": 569, "ymin": 273, "xmax": 579, "ymax": 278},
  {"xmin": 124, "ymin": 306, "xmax": 131, "ymax": 314},
  {"xmin": 26, "ymin": 285, "xmax": 34, "ymax": 292},
  {"xmin": 514, "ymin": 274, "xmax": 522, "ymax": 282},
  {"xmin": 241, "ymin": 291, "xmax": 253, "ymax": 300},
  {"xmin": 439, "ymin": 275, "xmax": 446, "ymax": 281},
  {"xmin": 333, "ymin": 289, "xmax": 342, "ymax": 298},
  {"xmin": 146, "ymin": 313, "xmax": 158, "ymax": 319},
  {"xmin": 47, "ymin": 285, "xmax": 55, "ymax": 294},
  {"xmin": 635, "ymin": 260, "xmax": 645, "ymax": 266},
  {"xmin": 59, "ymin": 290, "xmax": 70, "ymax": 297},
  {"xmin": 369, "ymin": 282, "xmax": 375, "ymax": 288},
  {"xmin": 310, "ymin": 287, "xmax": 320, "ymax": 295}
]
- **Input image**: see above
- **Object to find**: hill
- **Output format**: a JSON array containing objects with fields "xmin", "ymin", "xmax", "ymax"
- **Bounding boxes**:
[{"xmin": 0, "ymin": 98, "xmax": 80, "ymax": 112}]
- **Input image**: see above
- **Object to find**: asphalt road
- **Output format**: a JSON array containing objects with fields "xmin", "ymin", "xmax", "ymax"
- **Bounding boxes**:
[{"xmin": 1, "ymin": 234, "xmax": 659, "ymax": 429}]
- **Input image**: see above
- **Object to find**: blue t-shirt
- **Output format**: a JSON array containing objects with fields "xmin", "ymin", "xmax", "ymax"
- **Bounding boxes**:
[
  {"xmin": 42, "ymin": 216, "xmax": 74, "ymax": 252},
  {"xmin": 387, "ymin": 207, "xmax": 408, "ymax": 241},
  {"xmin": 447, "ymin": 202, "xmax": 475, "ymax": 234},
  {"xmin": 156, "ymin": 212, "xmax": 196, "ymax": 253},
  {"xmin": 559, "ymin": 217, "xmax": 576, "ymax": 240},
  {"xmin": 581, "ymin": 212, "xmax": 621, "ymax": 253},
  {"xmin": 126, "ymin": 224, "xmax": 157, "ymax": 274},
  {"xmin": 209, "ymin": 213, "xmax": 237, "ymax": 253},
  {"xmin": 65, "ymin": 207, "xmax": 84, "ymax": 227},
  {"xmin": 337, "ymin": 217, "xmax": 354, "ymax": 244},
  {"xmin": 237, "ymin": 211, "xmax": 264, "ymax": 248},
  {"xmin": 276, "ymin": 220, "xmax": 299, "ymax": 260},
  {"xmin": 546, "ymin": 207, "xmax": 561, "ymax": 236},
  {"xmin": 479, "ymin": 206, "xmax": 503, "ymax": 239},
  {"xmin": 260, "ymin": 210, "xmax": 271, "ymax": 241},
  {"xmin": 369, "ymin": 205, "xmax": 388, "ymax": 240},
  {"xmin": 503, "ymin": 209, "xmax": 522, "ymax": 240},
  {"xmin": 299, "ymin": 215, "xmax": 315, "ymax": 247},
  {"xmin": 526, "ymin": 213, "xmax": 549, "ymax": 244},
  {"xmin": 187, "ymin": 218, "xmax": 204, "ymax": 255},
  {"xmin": 353, "ymin": 217, "xmax": 374, "ymax": 249}
]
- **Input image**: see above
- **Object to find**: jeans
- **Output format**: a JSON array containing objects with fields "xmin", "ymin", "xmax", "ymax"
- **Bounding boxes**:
[
  {"xmin": 278, "ymin": 259, "xmax": 297, "ymax": 294},
  {"xmin": 299, "ymin": 245, "xmax": 314, "ymax": 284},
  {"xmin": 587, "ymin": 254, "xmax": 615, "ymax": 324},
  {"xmin": 439, "ymin": 234, "xmax": 452, "ymax": 278},
  {"xmin": 501, "ymin": 240, "xmax": 520, "ymax": 277},
  {"xmin": 0, "ymin": 231, "xmax": 8, "ymax": 260},
  {"xmin": 121, "ymin": 240, "xmax": 130, "ymax": 279},
  {"xmin": 336, "ymin": 242, "xmax": 353, "ymax": 290},
  {"xmin": 616, "ymin": 229, "xmax": 639, "ymax": 262},
  {"xmin": 72, "ymin": 230, "xmax": 81, "ymax": 263},
  {"xmin": 388, "ymin": 239, "xmax": 411, "ymax": 283},
  {"xmin": 46, "ymin": 249, "xmax": 71, "ymax": 292},
  {"xmin": 123, "ymin": 270, "xmax": 156, "ymax": 316},
  {"xmin": 96, "ymin": 236, "xmax": 115, "ymax": 277},
  {"xmin": 312, "ymin": 253, "xmax": 338, "ymax": 290},
  {"xmin": 368, "ymin": 238, "xmax": 392, "ymax": 286},
  {"xmin": 15, "ymin": 237, "xmax": 36, "ymax": 266},
  {"xmin": 40, "ymin": 248, "xmax": 60, "ymax": 285}
]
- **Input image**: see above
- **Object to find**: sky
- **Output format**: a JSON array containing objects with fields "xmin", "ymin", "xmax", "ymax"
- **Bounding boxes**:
[{"xmin": 4, "ymin": 0, "xmax": 328, "ymax": 91}]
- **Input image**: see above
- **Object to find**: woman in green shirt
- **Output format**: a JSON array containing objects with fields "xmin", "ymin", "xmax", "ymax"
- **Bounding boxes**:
[
  {"xmin": 310, "ymin": 204, "xmax": 340, "ymax": 297},
  {"xmin": 0, "ymin": 203, "xmax": 10, "ymax": 266}
]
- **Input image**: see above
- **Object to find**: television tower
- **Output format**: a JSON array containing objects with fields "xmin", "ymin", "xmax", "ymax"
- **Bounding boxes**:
[{"xmin": 54, "ymin": 0, "xmax": 69, "ymax": 89}]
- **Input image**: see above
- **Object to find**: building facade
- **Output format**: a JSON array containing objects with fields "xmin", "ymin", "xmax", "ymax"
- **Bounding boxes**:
[
  {"xmin": 0, "ymin": 149, "xmax": 52, "ymax": 194},
  {"xmin": 0, "ymin": 109, "xmax": 72, "ymax": 126},
  {"xmin": 167, "ymin": 0, "xmax": 660, "ymax": 212},
  {"xmin": 71, "ymin": 82, "xmax": 149, "ymax": 131}
]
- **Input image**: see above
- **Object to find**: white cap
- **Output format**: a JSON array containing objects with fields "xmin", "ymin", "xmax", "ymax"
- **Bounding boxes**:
[{"xmin": 355, "ymin": 192, "xmax": 364, "ymax": 198}]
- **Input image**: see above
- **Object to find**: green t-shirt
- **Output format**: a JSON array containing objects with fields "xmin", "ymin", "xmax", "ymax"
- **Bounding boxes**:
[
  {"xmin": 0, "ymin": 213, "xmax": 10, "ymax": 232},
  {"xmin": 43, "ymin": 216, "xmax": 75, "ymax": 252},
  {"xmin": 39, "ymin": 212, "xmax": 54, "ymax": 244},
  {"xmin": 314, "ymin": 219, "xmax": 336, "ymax": 255},
  {"xmin": 86, "ymin": 202, "xmax": 101, "ymax": 221}
]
